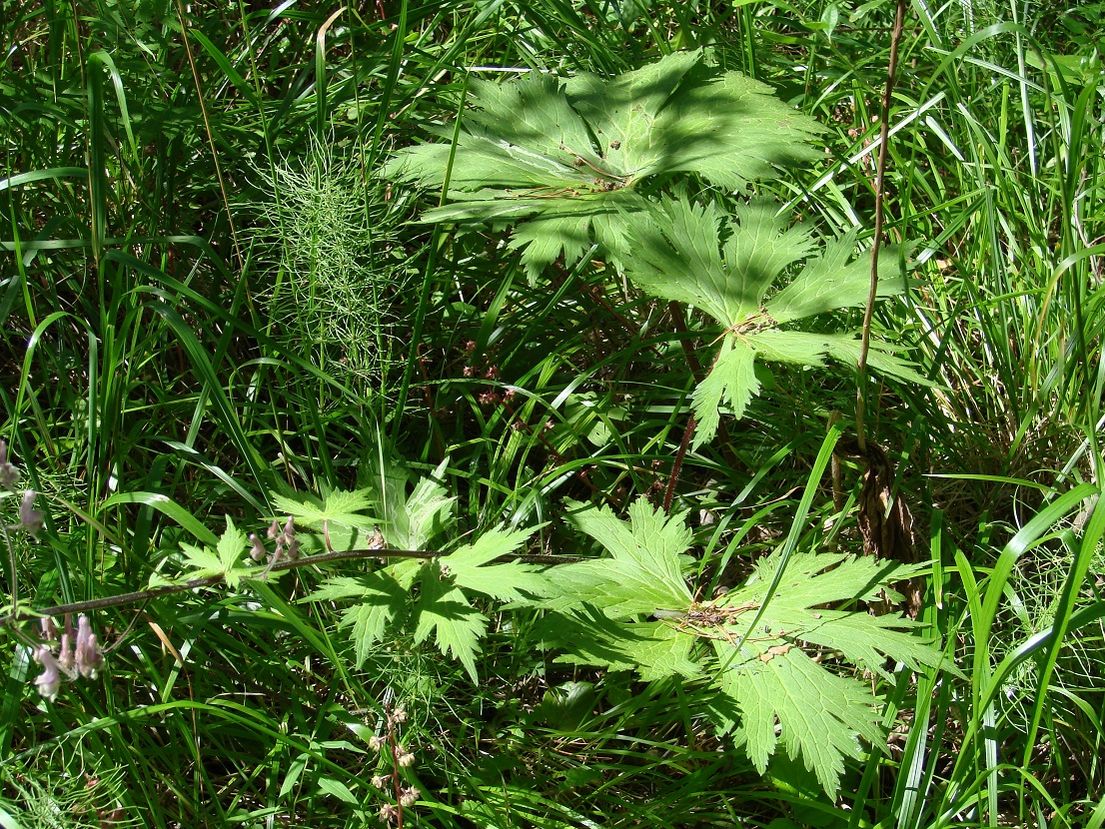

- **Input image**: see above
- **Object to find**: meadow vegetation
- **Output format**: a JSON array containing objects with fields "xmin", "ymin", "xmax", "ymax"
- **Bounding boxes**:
[{"xmin": 2, "ymin": 0, "xmax": 1104, "ymax": 826}]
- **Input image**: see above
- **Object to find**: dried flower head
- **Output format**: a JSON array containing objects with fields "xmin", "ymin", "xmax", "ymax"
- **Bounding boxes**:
[
  {"xmin": 371, "ymin": 774, "xmax": 388, "ymax": 790},
  {"xmin": 378, "ymin": 803, "xmax": 398, "ymax": 824},
  {"xmin": 368, "ymin": 734, "xmax": 385, "ymax": 752},
  {"xmin": 399, "ymin": 786, "xmax": 420, "ymax": 807},
  {"xmin": 396, "ymin": 750, "xmax": 415, "ymax": 768}
]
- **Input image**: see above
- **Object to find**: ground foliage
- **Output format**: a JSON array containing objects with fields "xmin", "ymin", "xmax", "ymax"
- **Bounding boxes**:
[{"xmin": 2, "ymin": 0, "xmax": 1105, "ymax": 827}]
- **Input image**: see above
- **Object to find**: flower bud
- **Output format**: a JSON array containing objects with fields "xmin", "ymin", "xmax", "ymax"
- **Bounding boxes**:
[
  {"xmin": 0, "ymin": 440, "xmax": 19, "ymax": 491},
  {"xmin": 249, "ymin": 533, "xmax": 267, "ymax": 562},
  {"xmin": 58, "ymin": 632, "xmax": 75, "ymax": 673}
]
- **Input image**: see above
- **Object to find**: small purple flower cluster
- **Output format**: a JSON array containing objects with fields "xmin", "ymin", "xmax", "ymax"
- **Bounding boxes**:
[
  {"xmin": 32, "ymin": 614, "xmax": 105, "ymax": 701},
  {"xmin": 249, "ymin": 516, "xmax": 300, "ymax": 564},
  {"xmin": 1, "ymin": 439, "xmax": 43, "ymax": 536}
]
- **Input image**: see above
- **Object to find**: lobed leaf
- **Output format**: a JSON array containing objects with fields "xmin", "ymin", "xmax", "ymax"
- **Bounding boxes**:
[
  {"xmin": 441, "ymin": 527, "xmax": 551, "ymax": 602},
  {"xmin": 387, "ymin": 50, "xmax": 821, "ymax": 276},
  {"xmin": 622, "ymin": 194, "xmax": 922, "ymax": 439}
]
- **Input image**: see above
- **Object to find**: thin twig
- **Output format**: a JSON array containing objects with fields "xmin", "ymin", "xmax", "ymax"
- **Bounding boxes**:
[
  {"xmin": 855, "ymin": 0, "xmax": 908, "ymax": 453},
  {"xmin": 0, "ymin": 546, "xmax": 582, "ymax": 629},
  {"xmin": 664, "ymin": 413, "xmax": 697, "ymax": 513}
]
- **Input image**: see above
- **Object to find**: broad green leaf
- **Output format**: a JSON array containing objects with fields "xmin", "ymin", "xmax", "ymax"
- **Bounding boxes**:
[
  {"xmin": 271, "ymin": 488, "xmax": 376, "ymax": 531},
  {"xmin": 765, "ymin": 231, "xmax": 901, "ymax": 324},
  {"xmin": 441, "ymin": 527, "xmax": 551, "ymax": 601},
  {"xmin": 532, "ymin": 503, "xmax": 949, "ymax": 798},
  {"xmin": 377, "ymin": 459, "xmax": 455, "ymax": 550},
  {"xmin": 174, "ymin": 516, "xmax": 253, "ymax": 588},
  {"xmin": 714, "ymin": 643, "xmax": 884, "ymax": 798},
  {"xmin": 177, "ymin": 542, "xmax": 224, "ymax": 580},
  {"xmin": 536, "ymin": 499, "xmax": 694, "ymax": 616},
  {"xmin": 547, "ymin": 611, "xmax": 700, "ymax": 681},
  {"xmin": 623, "ymin": 194, "xmax": 920, "ymax": 440},
  {"xmin": 388, "ymin": 50, "xmax": 821, "ymax": 276},
  {"xmin": 303, "ymin": 568, "xmax": 423, "ymax": 667},
  {"xmin": 413, "ymin": 569, "xmax": 487, "ymax": 682},
  {"xmin": 691, "ymin": 338, "xmax": 759, "ymax": 448}
]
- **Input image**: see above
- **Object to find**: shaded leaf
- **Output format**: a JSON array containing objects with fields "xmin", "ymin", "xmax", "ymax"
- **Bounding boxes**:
[
  {"xmin": 623, "ymin": 194, "xmax": 920, "ymax": 439},
  {"xmin": 388, "ymin": 50, "xmax": 821, "ymax": 276}
]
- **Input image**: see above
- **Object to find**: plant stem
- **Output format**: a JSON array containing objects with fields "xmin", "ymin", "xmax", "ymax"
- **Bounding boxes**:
[
  {"xmin": 0, "ymin": 546, "xmax": 582, "ymax": 629},
  {"xmin": 855, "ymin": 0, "xmax": 908, "ymax": 452}
]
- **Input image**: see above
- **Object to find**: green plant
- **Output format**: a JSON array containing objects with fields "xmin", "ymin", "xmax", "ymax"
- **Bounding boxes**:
[
  {"xmin": 251, "ymin": 134, "xmax": 411, "ymax": 397},
  {"xmin": 386, "ymin": 49, "xmax": 822, "ymax": 277},
  {"xmin": 623, "ymin": 195, "xmax": 926, "ymax": 446}
]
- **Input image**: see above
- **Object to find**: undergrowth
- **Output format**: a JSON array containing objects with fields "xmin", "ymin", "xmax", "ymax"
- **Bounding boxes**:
[{"xmin": 2, "ymin": 0, "xmax": 1104, "ymax": 827}]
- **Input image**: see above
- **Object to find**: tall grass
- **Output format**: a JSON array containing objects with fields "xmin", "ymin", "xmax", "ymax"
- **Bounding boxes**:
[{"xmin": 2, "ymin": 0, "xmax": 1103, "ymax": 826}]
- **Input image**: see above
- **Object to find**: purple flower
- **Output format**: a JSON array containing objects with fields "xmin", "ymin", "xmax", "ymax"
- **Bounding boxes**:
[
  {"xmin": 58, "ymin": 632, "xmax": 75, "ymax": 673},
  {"xmin": 33, "ymin": 646, "xmax": 61, "ymax": 701},
  {"xmin": 0, "ymin": 440, "xmax": 19, "ymax": 491},
  {"xmin": 282, "ymin": 516, "xmax": 299, "ymax": 560},
  {"xmin": 75, "ymin": 614, "xmax": 104, "ymax": 678},
  {"xmin": 249, "ymin": 533, "xmax": 268, "ymax": 562},
  {"xmin": 19, "ymin": 490, "xmax": 44, "ymax": 537}
]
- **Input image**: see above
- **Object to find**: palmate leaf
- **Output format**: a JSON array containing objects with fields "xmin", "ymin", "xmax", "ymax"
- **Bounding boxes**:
[
  {"xmin": 303, "ymin": 573, "xmax": 410, "ymax": 667},
  {"xmin": 528, "ymin": 499, "xmax": 948, "ymax": 797},
  {"xmin": 386, "ymin": 50, "xmax": 821, "ymax": 276},
  {"xmin": 302, "ymin": 490, "xmax": 544, "ymax": 676},
  {"xmin": 702, "ymin": 550, "xmax": 957, "ymax": 796},
  {"xmin": 270, "ymin": 488, "xmax": 377, "ymax": 542},
  {"xmin": 538, "ymin": 499, "xmax": 695, "ymax": 617},
  {"xmin": 439, "ymin": 527, "xmax": 551, "ymax": 602},
  {"xmin": 376, "ymin": 458, "xmax": 456, "ymax": 551},
  {"xmin": 624, "ymin": 195, "xmax": 921, "ymax": 446},
  {"xmin": 173, "ymin": 516, "xmax": 255, "ymax": 589},
  {"xmin": 414, "ymin": 568, "xmax": 487, "ymax": 683}
]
